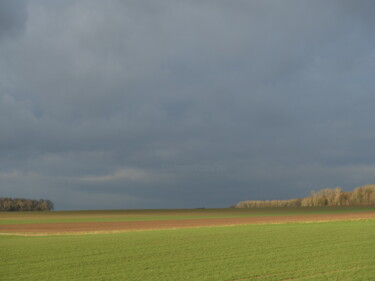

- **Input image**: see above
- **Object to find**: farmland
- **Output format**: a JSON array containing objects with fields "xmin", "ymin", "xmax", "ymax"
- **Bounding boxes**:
[{"xmin": 1, "ymin": 207, "xmax": 375, "ymax": 280}]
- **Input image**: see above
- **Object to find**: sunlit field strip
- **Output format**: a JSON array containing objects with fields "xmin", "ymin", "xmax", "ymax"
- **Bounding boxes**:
[{"xmin": 1, "ymin": 219, "xmax": 374, "ymax": 281}]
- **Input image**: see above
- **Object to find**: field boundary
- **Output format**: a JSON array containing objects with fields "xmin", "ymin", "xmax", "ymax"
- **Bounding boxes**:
[{"xmin": 1, "ymin": 211, "xmax": 374, "ymax": 236}]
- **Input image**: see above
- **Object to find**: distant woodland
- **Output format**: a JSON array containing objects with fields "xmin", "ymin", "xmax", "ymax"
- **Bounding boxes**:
[
  {"xmin": 236, "ymin": 184, "xmax": 375, "ymax": 208},
  {"xmin": 0, "ymin": 198, "xmax": 54, "ymax": 211}
]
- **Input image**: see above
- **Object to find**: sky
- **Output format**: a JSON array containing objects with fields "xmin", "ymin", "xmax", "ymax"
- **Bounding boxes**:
[{"xmin": 1, "ymin": 0, "xmax": 375, "ymax": 210}]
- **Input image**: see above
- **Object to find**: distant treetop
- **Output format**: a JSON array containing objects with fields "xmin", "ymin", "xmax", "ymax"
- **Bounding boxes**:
[
  {"xmin": 235, "ymin": 184, "xmax": 375, "ymax": 208},
  {"xmin": 0, "ymin": 197, "xmax": 54, "ymax": 212}
]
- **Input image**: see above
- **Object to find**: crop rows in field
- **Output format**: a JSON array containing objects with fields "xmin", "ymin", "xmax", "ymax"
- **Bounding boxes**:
[
  {"xmin": 0, "ymin": 206, "xmax": 374, "ymax": 235},
  {"xmin": 1, "ymin": 219, "xmax": 375, "ymax": 281}
]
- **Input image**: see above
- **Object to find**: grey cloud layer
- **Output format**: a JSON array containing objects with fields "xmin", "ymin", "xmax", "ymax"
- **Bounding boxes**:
[
  {"xmin": 1, "ymin": 1, "xmax": 375, "ymax": 209},
  {"xmin": 0, "ymin": 0, "xmax": 27, "ymax": 40}
]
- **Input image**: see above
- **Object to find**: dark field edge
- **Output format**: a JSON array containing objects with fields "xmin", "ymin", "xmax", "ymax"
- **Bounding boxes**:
[{"xmin": 0, "ymin": 206, "xmax": 374, "ymax": 225}]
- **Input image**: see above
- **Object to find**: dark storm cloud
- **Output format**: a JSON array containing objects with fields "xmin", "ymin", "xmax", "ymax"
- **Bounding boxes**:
[
  {"xmin": 1, "ymin": 1, "xmax": 375, "ymax": 209},
  {"xmin": 0, "ymin": 0, "xmax": 27, "ymax": 40}
]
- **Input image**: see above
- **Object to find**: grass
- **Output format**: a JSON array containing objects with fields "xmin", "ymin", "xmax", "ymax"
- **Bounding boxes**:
[
  {"xmin": 1, "ymin": 219, "xmax": 375, "ymax": 281},
  {"xmin": 1, "ymin": 206, "xmax": 374, "ymax": 225}
]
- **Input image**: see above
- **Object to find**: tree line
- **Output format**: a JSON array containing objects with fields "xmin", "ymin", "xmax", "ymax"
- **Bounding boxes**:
[
  {"xmin": 0, "ymin": 197, "xmax": 54, "ymax": 211},
  {"xmin": 235, "ymin": 184, "xmax": 375, "ymax": 208}
]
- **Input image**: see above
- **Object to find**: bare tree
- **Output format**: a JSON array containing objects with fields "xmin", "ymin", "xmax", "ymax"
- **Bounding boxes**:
[
  {"xmin": 0, "ymin": 198, "xmax": 54, "ymax": 212},
  {"xmin": 236, "ymin": 185, "xmax": 375, "ymax": 208}
]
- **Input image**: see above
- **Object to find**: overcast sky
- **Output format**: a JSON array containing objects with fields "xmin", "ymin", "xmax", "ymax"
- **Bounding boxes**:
[{"xmin": 1, "ymin": 0, "xmax": 375, "ymax": 210}]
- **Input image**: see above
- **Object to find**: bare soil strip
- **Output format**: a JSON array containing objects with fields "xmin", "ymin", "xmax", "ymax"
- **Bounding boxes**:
[{"xmin": 0, "ymin": 212, "xmax": 374, "ymax": 236}]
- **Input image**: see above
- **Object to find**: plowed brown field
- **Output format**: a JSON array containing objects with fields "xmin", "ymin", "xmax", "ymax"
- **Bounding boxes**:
[{"xmin": 1, "ymin": 211, "xmax": 374, "ymax": 235}]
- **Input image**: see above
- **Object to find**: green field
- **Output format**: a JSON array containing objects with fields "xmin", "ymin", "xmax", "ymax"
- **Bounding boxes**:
[
  {"xmin": 0, "ymin": 206, "xmax": 373, "ymax": 225},
  {"xmin": 1, "ymin": 218, "xmax": 375, "ymax": 281}
]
